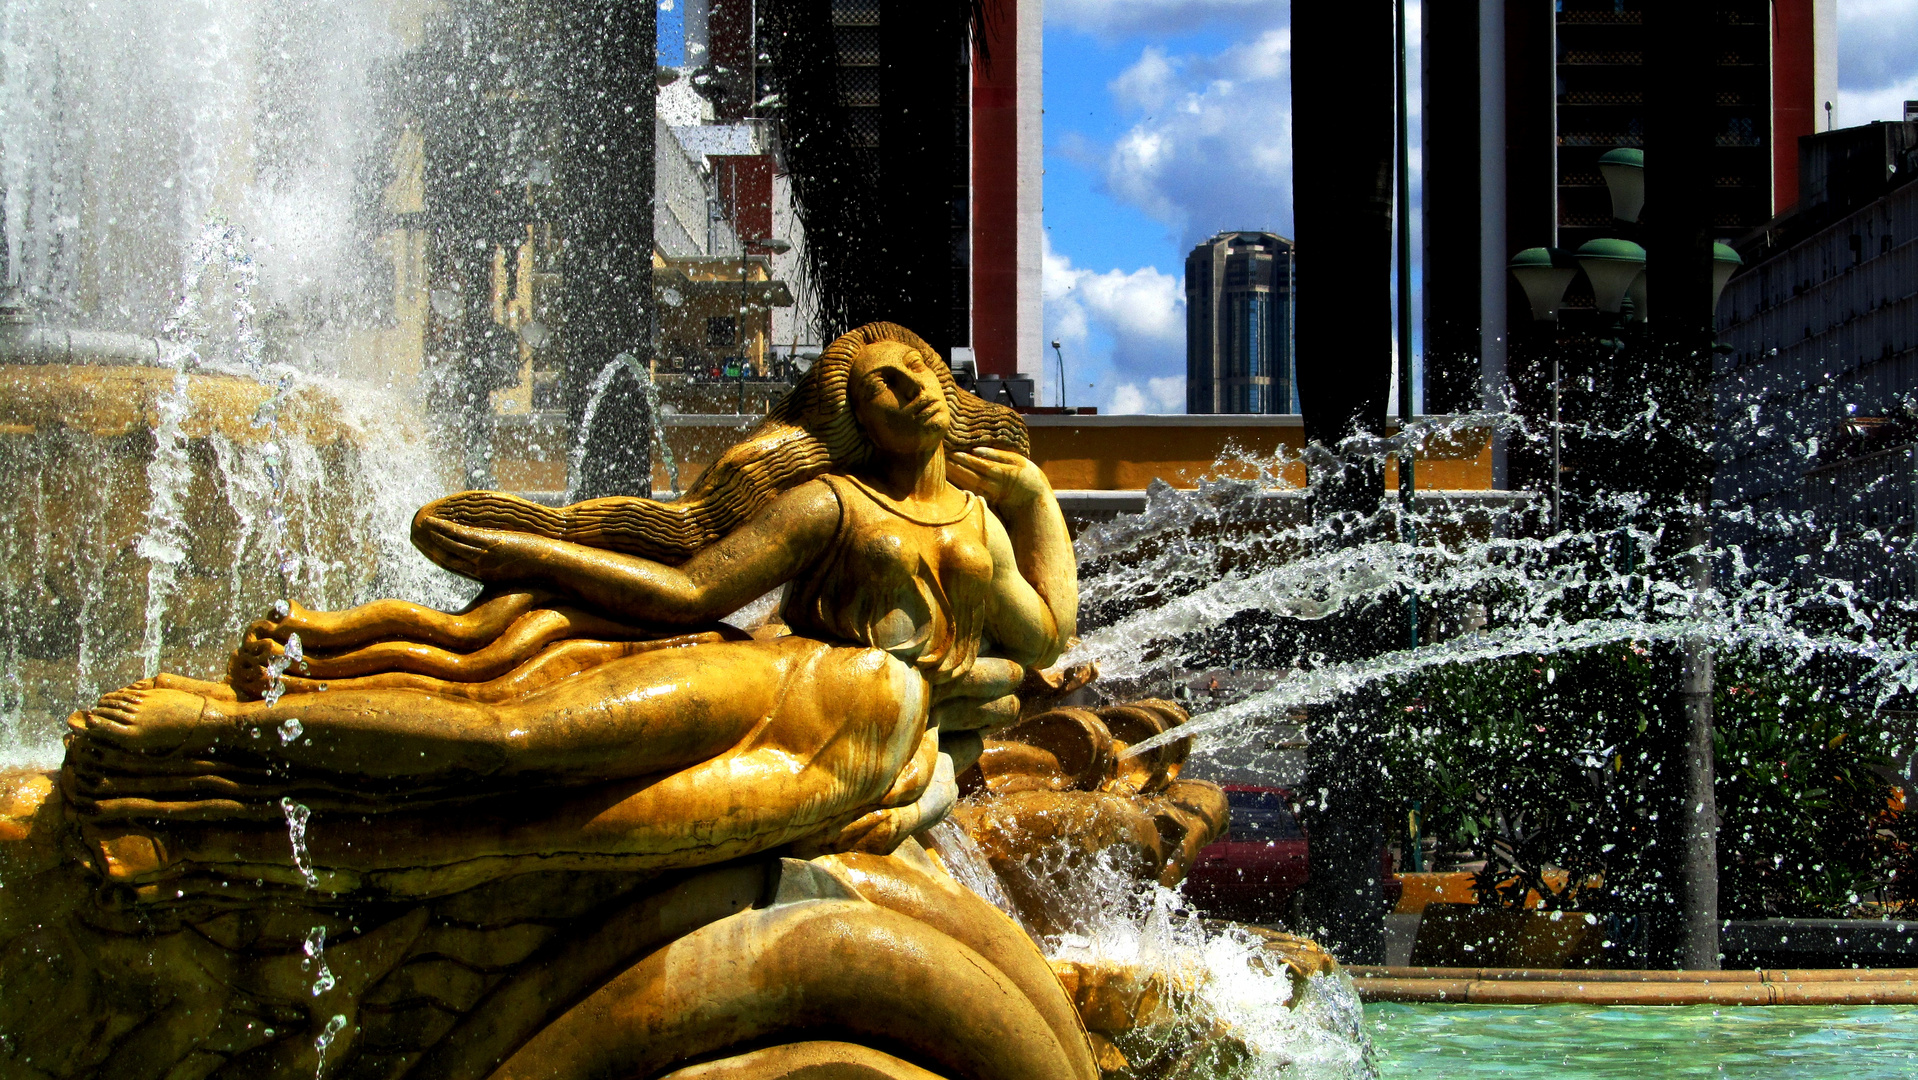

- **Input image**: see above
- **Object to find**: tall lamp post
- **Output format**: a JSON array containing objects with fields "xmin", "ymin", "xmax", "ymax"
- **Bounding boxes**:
[
  {"xmin": 1514, "ymin": 145, "xmax": 1746, "ymax": 971},
  {"xmin": 1507, "ymin": 246, "xmax": 1582, "ymax": 533},
  {"xmin": 1051, "ymin": 339, "xmax": 1066, "ymax": 409}
]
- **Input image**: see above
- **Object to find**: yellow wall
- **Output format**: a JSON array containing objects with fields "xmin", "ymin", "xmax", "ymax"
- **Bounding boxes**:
[
  {"xmin": 492, "ymin": 413, "xmax": 1499, "ymax": 496},
  {"xmin": 1024, "ymin": 416, "xmax": 1494, "ymax": 492}
]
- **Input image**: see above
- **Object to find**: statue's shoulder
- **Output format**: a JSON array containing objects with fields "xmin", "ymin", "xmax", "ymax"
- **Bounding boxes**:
[
  {"xmin": 779, "ymin": 475, "xmax": 846, "ymax": 509},
  {"xmin": 742, "ymin": 476, "xmax": 845, "ymax": 540}
]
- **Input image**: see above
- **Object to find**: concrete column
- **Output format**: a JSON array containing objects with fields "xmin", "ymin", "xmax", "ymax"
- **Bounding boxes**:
[{"xmin": 1478, "ymin": 0, "xmax": 1508, "ymax": 487}]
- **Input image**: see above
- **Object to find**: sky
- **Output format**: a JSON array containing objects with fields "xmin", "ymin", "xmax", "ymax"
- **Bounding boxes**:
[{"xmin": 1043, "ymin": 0, "xmax": 1918, "ymax": 414}]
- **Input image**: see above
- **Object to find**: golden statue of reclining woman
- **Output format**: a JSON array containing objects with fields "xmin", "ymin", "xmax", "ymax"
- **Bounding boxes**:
[{"xmin": 62, "ymin": 322, "xmax": 1077, "ymax": 899}]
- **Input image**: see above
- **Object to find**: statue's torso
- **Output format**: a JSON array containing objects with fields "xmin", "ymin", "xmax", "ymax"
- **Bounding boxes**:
[{"xmin": 782, "ymin": 474, "xmax": 994, "ymax": 687}]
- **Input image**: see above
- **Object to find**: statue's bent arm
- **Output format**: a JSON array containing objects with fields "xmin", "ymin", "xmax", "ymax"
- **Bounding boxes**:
[
  {"xmin": 955, "ymin": 447, "xmax": 1076, "ymax": 669},
  {"xmin": 980, "ymin": 502, "xmax": 1065, "ymax": 671},
  {"xmin": 992, "ymin": 481, "xmax": 1078, "ymax": 657}
]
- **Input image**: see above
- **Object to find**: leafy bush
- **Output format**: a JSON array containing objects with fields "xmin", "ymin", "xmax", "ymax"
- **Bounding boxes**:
[{"xmin": 1367, "ymin": 644, "xmax": 1910, "ymax": 918}]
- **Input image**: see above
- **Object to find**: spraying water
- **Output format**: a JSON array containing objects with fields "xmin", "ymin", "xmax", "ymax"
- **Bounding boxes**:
[{"xmin": 1081, "ymin": 409, "xmax": 1918, "ymax": 771}]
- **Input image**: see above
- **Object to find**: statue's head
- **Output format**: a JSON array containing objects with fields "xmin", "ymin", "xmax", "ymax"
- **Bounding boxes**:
[
  {"xmin": 773, "ymin": 321, "xmax": 1027, "ymax": 468},
  {"xmin": 848, "ymin": 339, "xmax": 952, "ymax": 455}
]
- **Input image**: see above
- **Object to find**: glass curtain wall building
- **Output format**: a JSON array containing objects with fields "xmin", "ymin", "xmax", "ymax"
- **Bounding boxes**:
[{"xmin": 1185, "ymin": 231, "xmax": 1297, "ymax": 414}]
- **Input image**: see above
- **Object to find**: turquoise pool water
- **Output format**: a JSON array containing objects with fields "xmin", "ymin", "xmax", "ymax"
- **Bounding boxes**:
[{"xmin": 1367, "ymin": 1003, "xmax": 1918, "ymax": 1077}]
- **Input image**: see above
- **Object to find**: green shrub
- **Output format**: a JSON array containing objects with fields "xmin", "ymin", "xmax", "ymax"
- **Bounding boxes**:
[{"xmin": 1368, "ymin": 644, "xmax": 1908, "ymax": 918}]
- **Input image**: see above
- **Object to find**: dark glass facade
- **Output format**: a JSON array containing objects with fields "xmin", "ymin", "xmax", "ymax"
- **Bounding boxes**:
[{"xmin": 1185, "ymin": 231, "xmax": 1296, "ymax": 414}]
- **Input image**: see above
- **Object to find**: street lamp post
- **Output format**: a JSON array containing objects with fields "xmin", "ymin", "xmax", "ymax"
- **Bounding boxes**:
[
  {"xmin": 1051, "ymin": 339, "xmax": 1066, "ymax": 409},
  {"xmin": 1509, "ymin": 141, "xmax": 1751, "ymax": 972}
]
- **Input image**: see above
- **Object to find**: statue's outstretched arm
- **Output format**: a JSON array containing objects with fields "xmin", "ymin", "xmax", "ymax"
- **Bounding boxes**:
[
  {"xmin": 950, "ymin": 448, "xmax": 1078, "ymax": 668},
  {"xmin": 414, "ymin": 480, "xmax": 841, "ymax": 625}
]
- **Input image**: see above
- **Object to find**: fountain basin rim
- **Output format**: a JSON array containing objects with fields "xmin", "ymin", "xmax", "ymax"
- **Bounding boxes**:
[{"xmin": 0, "ymin": 325, "xmax": 163, "ymax": 367}]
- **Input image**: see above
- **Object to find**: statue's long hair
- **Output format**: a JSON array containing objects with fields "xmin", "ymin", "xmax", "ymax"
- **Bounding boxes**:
[{"xmin": 419, "ymin": 322, "xmax": 1030, "ymax": 564}]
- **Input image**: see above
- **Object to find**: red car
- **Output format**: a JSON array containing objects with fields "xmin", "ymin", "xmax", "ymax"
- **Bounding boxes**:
[
  {"xmin": 1183, "ymin": 785, "xmax": 1401, "ymax": 921},
  {"xmin": 1183, "ymin": 785, "xmax": 1311, "ymax": 920}
]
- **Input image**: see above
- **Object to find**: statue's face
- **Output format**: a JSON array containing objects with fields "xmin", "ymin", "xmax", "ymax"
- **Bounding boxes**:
[{"xmin": 850, "ymin": 340, "xmax": 952, "ymax": 455}]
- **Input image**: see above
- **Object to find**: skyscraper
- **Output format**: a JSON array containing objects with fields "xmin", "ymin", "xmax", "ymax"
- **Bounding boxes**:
[{"xmin": 1185, "ymin": 231, "xmax": 1296, "ymax": 414}]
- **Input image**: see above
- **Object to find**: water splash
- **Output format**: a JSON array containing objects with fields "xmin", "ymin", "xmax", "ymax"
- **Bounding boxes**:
[
  {"xmin": 1071, "ymin": 409, "xmax": 1918, "ymax": 770},
  {"xmin": 265, "ymin": 631, "xmax": 304, "ymax": 710},
  {"xmin": 923, "ymin": 819, "xmax": 1026, "ymax": 928},
  {"xmin": 567, "ymin": 351, "xmax": 671, "ymax": 500},
  {"xmin": 281, "ymin": 796, "xmax": 316, "ymax": 888},
  {"xmin": 0, "ymin": 367, "xmax": 469, "ymax": 766},
  {"xmin": 943, "ymin": 832, "xmax": 1375, "ymax": 1078},
  {"xmin": 132, "ymin": 359, "xmax": 194, "ymax": 679}
]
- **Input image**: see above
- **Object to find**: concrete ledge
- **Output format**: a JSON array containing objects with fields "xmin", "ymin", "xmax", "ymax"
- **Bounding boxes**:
[
  {"xmin": 1348, "ymin": 965, "xmax": 1918, "ymax": 982},
  {"xmin": 1053, "ymin": 487, "xmax": 1531, "ymax": 520},
  {"xmin": 1347, "ymin": 965, "xmax": 1918, "ymax": 1005},
  {"xmin": 657, "ymin": 413, "xmax": 762, "ymax": 428},
  {"xmin": 1023, "ymin": 413, "xmax": 1306, "ymax": 428},
  {"xmin": 1723, "ymin": 918, "xmax": 1918, "ymax": 968}
]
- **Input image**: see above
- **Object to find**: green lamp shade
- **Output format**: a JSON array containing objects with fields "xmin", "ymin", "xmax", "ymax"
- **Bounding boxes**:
[
  {"xmin": 1711, "ymin": 242, "xmax": 1744, "ymax": 313},
  {"xmin": 1576, "ymin": 238, "xmax": 1647, "ymax": 314},
  {"xmin": 1625, "ymin": 268, "xmax": 1648, "ymax": 323},
  {"xmin": 1599, "ymin": 147, "xmax": 1645, "ymax": 223},
  {"xmin": 1508, "ymin": 247, "xmax": 1580, "ymax": 322}
]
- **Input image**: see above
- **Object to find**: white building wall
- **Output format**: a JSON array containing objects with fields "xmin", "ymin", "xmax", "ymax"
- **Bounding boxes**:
[
  {"xmin": 1016, "ymin": 0, "xmax": 1045, "ymax": 386},
  {"xmin": 1814, "ymin": 0, "xmax": 1838, "ymax": 129}
]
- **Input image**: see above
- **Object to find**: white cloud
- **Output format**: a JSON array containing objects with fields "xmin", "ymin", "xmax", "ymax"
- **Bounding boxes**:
[
  {"xmin": 1838, "ymin": 71, "xmax": 1918, "ymax": 127},
  {"xmin": 1043, "ymin": 238, "xmax": 1186, "ymax": 413},
  {"xmin": 1101, "ymin": 28, "xmax": 1296, "ymax": 249},
  {"xmin": 1839, "ymin": 1, "xmax": 1918, "ymax": 94},
  {"xmin": 1046, "ymin": 0, "xmax": 1287, "ymax": 38},
  {"xmin": 1108, "ymin": 377, "xmax": 1186, "ymax": 414}
]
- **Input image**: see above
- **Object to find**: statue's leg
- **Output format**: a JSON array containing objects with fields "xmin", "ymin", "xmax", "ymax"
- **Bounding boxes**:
[
  {"xmin": 271, "ymin": 605, "xmax": 656, "ymax": 684},
  {"xmin": 243, "ymin": 589, "xmax": 544, "ymax": 652},
  {"xmin": 228, "ymin": 590, "xmax": 552, "ymax": 698},
  {"xmin": 78, "ymin": 637, "xmax": 840, "ymax": 787},
  {"xmin": 272, "ymin": 633, "xmax": 731, "ymax": 702},
  {"xmin": 119, "ymin": 642, "xmax": 931, "ymax": 887}
]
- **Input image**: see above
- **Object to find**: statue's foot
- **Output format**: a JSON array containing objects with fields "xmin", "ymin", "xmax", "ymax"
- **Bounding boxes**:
[
  {"xmin": 69, "ymin": 687, "xmax": 233, "ymax": 756},
  {"xmin": 226, "ymin": 636, "xmax": 286, "ymax": 700},
  {"xmin": 244, "ymin": 598, "xmax": 313, "ymax": 643},
  {"xmin": 243, "ymin": 597, "xmax": 370, "ymax": 652}
]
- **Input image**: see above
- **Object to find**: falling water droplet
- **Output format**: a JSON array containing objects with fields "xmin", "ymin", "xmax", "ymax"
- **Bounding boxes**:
[
  {"xmin": 313, "ymin": 1012, "xmax": 348, "ymax": 1078},
  {"xmin": 281, "ymin": 797, "xmax": 317, "ymax": 888},
  {"xmin": 302, "ymin": 926, "xmax": 335, "ymax": 995}
]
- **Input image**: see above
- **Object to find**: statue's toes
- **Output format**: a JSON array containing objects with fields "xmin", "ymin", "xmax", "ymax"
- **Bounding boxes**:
[
  {"xmin": 82, "ymin": 711, "xmax": 139, "ymax": 742},
  {"xmin": 93, "ymin": 698, "xmax": 143, "ymax": 721}
]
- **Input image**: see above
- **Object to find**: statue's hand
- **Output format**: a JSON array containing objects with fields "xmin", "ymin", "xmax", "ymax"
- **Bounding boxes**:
[
  {"xmin": 414, "ymin": 516, "xmax": 541, "ymax": 582},
  {"xmin": 948, "ymin": 447, "xmax": 1047, "ymax": 511}
]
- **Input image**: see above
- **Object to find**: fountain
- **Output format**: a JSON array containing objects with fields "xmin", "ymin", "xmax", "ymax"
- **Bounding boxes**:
[
  {"xmin": 0, "ymin": 322, "xmax": 1372, "ymax": 1079},
  {"xmin": 0, "ymin": 4, "xmax": 1377, "ymax": 1076},
  {"xmin": 5, "ymin": 0, "xmax": 1913, "ymax": 1076},
  {"xmin": 0, "ymin": 0, "xmax": 489, "ymax": 763}
]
